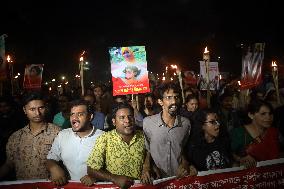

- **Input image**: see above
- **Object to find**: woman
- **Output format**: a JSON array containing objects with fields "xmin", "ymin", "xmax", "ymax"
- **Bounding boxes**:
[
  {"xmin": 139, "ymin": 93, "xmax": 160, "ymax": 118},
  {"xmin": 230, "ymin": 100, "xmax": 280, "ymax": 168},
  {"xmin": 185, "ymin": 109, "xmax": 232, "ymax": 171},
  {"xmin": 180, "ymin": 95, "xmax": 200, "ymax": 127}
]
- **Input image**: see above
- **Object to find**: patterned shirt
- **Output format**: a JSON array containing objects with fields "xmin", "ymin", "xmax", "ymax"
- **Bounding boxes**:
[
  {"xmin": 6, "ymin": 123, "xmax": 61, "ymax": 179},
  {"xmin": 87, "ymin": 129, "xmax": 145, "ymax": 179}
]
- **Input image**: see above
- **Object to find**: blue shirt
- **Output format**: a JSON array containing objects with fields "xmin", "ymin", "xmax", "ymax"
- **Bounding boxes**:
[{"xmin": 91, "ymin": 111, "xmax": 105, "ymax": 130}]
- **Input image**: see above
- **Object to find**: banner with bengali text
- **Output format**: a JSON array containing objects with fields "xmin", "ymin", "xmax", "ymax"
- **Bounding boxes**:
[{"xmin": 1, "ymin": 158, "xmax": 283, "ymax": 189}]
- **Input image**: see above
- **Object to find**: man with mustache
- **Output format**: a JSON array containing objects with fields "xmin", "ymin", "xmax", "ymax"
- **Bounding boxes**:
[
  {"xmin": 0, "ymin": 92, "xmax": 61, "ymax": 180},
  {"xmin": 87, "ymin": 102, "xmax": 145, "ymax": 189},
  {"xmin": 141, "ymin": 82, "xmax": 192, "ymax": 184},
  {"xmin": 46, "ymin": 99, "xmax": 104, "ymax": 186}
]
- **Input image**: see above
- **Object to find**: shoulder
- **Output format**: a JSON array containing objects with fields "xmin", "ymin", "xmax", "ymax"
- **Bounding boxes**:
[
  {"xmin": 143, "ymin": 113, "xmax": 160, "ymax": 122},
  {"xmin": 47, "ymin": 123, "xmax": 62, "ymax": 133}
]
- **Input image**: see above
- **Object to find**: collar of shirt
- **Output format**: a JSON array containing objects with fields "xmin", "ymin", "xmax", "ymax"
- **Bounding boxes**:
[
  {"xmin": 113, "ymin": 129, "xmax": 140, "ymax": 146},
  {"xmin": 73, "ymin": 125, "xmax": 96, "ymax": 138},
  {"xmin": 24, "ymin": 123, "xmax": 48, "ymax": 135},
  {"xmin": 158, "ymin": 111, "xmax": 182, "ymax": 128}
]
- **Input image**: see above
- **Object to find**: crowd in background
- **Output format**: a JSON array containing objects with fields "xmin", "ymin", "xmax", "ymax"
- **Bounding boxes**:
[{"xmin": 0, "ymin": 75, "xmax": 284, "ymax": 188}]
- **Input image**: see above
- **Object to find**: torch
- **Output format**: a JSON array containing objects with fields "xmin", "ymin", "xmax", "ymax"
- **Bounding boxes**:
[
  {"xmin": 272, "ymin": 61, "xmax": 280, "ymax": 105},
  {"xmin": 203, "ymin": 47, "xmax": 211, "ymax": 108}
]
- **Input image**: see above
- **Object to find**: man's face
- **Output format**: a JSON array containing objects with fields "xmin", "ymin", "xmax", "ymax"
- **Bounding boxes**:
[
  {"xmin": 112, "ymin": 108, "xmax": 135, "ymax": 136},
  {"xmin": 70, "ymin": 105, "xmax": 92, "ymax": 133},
  {"xmin": 23, "ymin": 100, "xmax": 46, "ymax": 123},
  {"xmin": 158, "ymin": 89, "xmax": 180, "ymax": 116}
]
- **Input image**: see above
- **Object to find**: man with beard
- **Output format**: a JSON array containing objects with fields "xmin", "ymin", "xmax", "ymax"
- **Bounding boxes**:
[
  {"xmin": 0, "ymin": 92, "xmax": 61, "ymax": 180},
  {"xmin": 46, "ymin": 99, "xmax": 104, "ymax": 186},
  {"xmin": 87, "ymin": 102, "xmax": 145, "ymax": 189},
  {"xmin": 141, "ymin": 82, "xmax": 192, "ymax": 183}
]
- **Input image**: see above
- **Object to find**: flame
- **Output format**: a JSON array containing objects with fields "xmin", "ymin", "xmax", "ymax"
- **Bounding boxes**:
[
  {"xmin": 238, "ymin": 81, "xmax": 241, "ymax": 86},
  {"xmin": 79, "ymin": 56, "xmax": 84, "ymax": 62},
  {"xmin": 204, "ymin": 47, "xmax": 209, "ymax": 53},
  {"xmin": 171, "ymin": 64, "xmax": 178, "ymax": 69},
  {"xmin": 272, "ymin": 61, "xmax": 277, "ymax": 67},
  {"xmin": 7, "ymin": 55, "xmax": 11, "ymax": 62}
]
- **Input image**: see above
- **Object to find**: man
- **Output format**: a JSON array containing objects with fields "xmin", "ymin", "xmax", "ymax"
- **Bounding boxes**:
[
  {"xmin": 53, "ymin": 94, "xmax": 71, "ymax": 129},
  {"xmin": 46, "ymin": 99, "xmax": 104, "ymax": 186},
  {"xmin": 83, "ymin": 94, "xmax": 105, "ymax": 130},
  {"xmin": 0, "ymin": 92, "xmax": 61, "ymax": 180},
  {"xmin": 87, "ymin": 102, "xmax": 145, "ymax": 189},
  {"xmin": 141, "ymin": 82, "xmax": 191, "ymax": 183}
]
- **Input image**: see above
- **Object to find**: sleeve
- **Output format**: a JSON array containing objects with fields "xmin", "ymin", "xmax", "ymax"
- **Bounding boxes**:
[
  {"xmin": 6, "ymin": 132, "xmax": 18, "ymax": 162},
  {"xmin": 86, "ymin": 134, "xmax": 107, "ymax": 170},
  {"xmin": 143, "ymin": 117, "xmax": 150, "ymax": 151},
  {"xmin": 47, "ymin": 133, "xmax": 62, "ymax": 161}
]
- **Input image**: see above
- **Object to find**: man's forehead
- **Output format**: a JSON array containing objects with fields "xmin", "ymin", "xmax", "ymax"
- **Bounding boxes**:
[
  {"xmin": 25, "ymin": 100, "xmax": 45, "ymax": 106},
  {"xmin": 116, "ymin": 108, "xmax": 132, "ymax": 115},
  {"xmin": 163, "ymin": 89, "xmax": 178, "ymax": 95},
  {"xmin": 71, "ymin": 105, "xmax": 87, "ymax": 112}
]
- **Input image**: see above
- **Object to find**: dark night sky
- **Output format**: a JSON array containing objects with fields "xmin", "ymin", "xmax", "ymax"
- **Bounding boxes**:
[{"xmin": 1, "ymin": 0, "xmax": 284, "ymax": 82}]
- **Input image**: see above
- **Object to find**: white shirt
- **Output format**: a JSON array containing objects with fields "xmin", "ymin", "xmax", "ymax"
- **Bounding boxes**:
[{"xmin": 47, "ymin": 127, "xmax": 104, "ymax": 180}]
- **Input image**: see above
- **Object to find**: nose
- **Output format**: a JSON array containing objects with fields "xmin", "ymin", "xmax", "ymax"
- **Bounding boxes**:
[{"xmin": 35, "ymin": 108, "xmax": 41, "ymax": 115}]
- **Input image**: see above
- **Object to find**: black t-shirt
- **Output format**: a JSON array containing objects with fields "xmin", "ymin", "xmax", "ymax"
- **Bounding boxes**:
[{"xmin": 186, "ymin": 137, "xmax": 232, "ymax": 171}]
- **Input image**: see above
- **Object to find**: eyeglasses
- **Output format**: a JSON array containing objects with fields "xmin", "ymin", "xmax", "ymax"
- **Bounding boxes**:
[
  {"xmin": 163, "ymin": 96, "xmax": 179, "ymax": 101},
  {"xmin": 204, "ymin": 120, "xmax": 220, "ymax": 125}
]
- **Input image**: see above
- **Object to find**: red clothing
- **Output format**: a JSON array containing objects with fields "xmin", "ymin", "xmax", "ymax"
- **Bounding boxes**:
[{"xmin": 246, "ymin": 127, "xmax": 280, "ymax": 161}]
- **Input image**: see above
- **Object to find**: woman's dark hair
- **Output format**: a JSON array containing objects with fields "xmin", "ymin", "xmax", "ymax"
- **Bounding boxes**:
[
  {"xmin": 247, "ymin": 99, "xmax": 273, "ymax": 115},
  {"xmin": 111, "ymin": 102, "xmax": 134, "ymax": 119},
  {"xmin": 195, "ymin": 108, "xmax": 217, "ymax": 125},
  {"xmin": 185, "ymin": 94, "xmax": 199, "ymax": 104}
]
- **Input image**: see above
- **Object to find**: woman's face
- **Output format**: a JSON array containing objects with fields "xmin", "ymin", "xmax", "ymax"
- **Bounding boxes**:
[
  {"xmin": 202, "ymin": 113, "xmax": 220, "ymax": 139},
  {"xmin": 125, "ymin": 69, "xmax": 135, "ymax": 79},
  {"xmin": 186, "ymin": 98, "xmax": 198, "ymax": 112},
  {"xmin": 30, "ymin": 68, "xmax": 38, "ymax": 77},
  {"xmin": 251, "ymin": 105, "xmax": 273, "ymax": 128}
]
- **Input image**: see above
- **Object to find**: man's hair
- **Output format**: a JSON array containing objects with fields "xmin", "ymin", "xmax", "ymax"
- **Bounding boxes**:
[
  {"xmin": 185, "ymin": 94, "xmax": 199, "ymax": 104},
  {"xmin": 111, "ymin": 102, "xmax": 134, "ymax": 119},
  {"xmin": 157, "ymin": 82, "xmax": 181, "ymax": 100},
  {"xmin": 70, "ymin": 99, "xmax": 94, "ymax": 114},
  {"xmin": 22, "ymin": 91, "xmax": 45, "ymax": 106}
]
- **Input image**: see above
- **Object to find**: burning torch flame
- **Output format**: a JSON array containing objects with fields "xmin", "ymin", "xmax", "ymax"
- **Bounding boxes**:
[
  {"xmin": 272, "ymin": 61, "xmax": 277, "ymax": 67},
  {"xmin": 238, "ymin": 81, "xmax": 241, "ymax": 86},
  {"xmin": 171, "ymin": 65, "xmax": 178, "ymax": 69},
  {"xmin": 204, "ymin": 47, "xmax": 209, "ymax": 54}
]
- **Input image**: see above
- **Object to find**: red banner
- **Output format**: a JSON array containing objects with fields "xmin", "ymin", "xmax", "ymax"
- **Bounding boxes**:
[
  {"xmin": 23, "ymin": 64, "xmax": 44, "ymax": 89},
  {"xmin": 1, "ymin": 159, "xmax": 283, "ymax": 189}
]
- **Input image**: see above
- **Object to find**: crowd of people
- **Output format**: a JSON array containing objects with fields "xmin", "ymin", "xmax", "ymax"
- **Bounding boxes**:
[{"xmin": 0, "ymin": 79, "xmax": 284, "ymax": 188}]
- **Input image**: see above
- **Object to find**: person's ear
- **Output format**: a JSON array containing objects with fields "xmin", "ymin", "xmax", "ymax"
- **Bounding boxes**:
[
  {"xmin": 248, "ymin": 112, "xmax": 254, "ymax": 120},
  {"xmin": 158, "ymin": 99, "xmax": 163, "ymax": 106},
  {"xmin": 112, "ymin": 118, "xmax": 116, "ymax": 127},
  {"xmin": 89, "ymin": 113, "xmax": 93, "ymax": 121}
]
